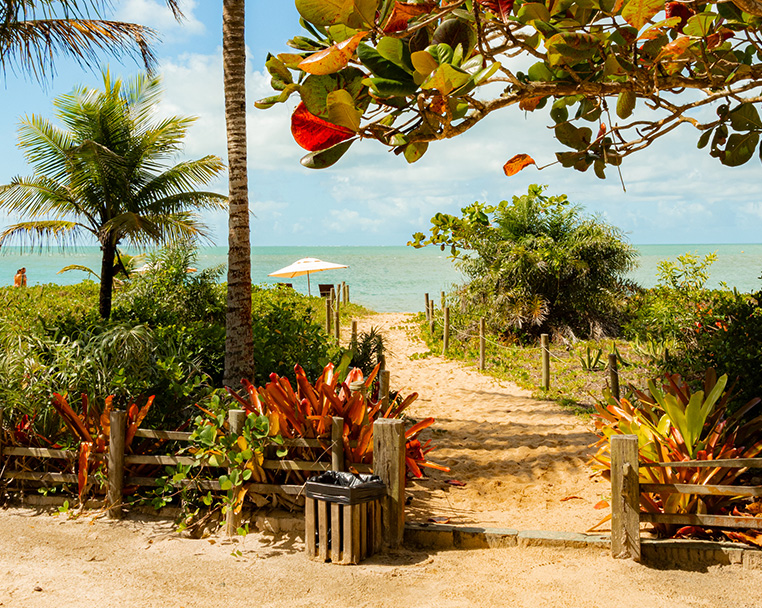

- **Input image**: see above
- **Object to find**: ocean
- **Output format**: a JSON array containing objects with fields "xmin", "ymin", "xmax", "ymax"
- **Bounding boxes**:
[{"xmin": 2, "ymin": 244, "xmax": 762, "ymax": 312}]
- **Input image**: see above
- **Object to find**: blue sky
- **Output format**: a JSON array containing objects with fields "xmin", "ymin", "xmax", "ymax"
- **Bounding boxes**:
[{"xmin": 0, "ymin": 0, "xmax": 761, "ymax": 247}]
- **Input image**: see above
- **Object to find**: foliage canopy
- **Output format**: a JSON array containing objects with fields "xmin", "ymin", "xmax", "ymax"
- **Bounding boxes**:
[{"xmin": 260, "ymin": 0, "xmax": 762, "ymax": 175}]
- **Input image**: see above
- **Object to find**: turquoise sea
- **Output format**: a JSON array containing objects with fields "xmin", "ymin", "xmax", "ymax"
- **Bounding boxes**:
[{"xmin": 2, "ymin": 244, "xmax": 762, "ymax": 312}]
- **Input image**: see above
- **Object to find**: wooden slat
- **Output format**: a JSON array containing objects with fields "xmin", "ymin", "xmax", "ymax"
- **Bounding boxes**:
[
  {"xmin": 641, "ymin": 483, "xmax": 762, "ymax": 497},
  {"xmin": 331, "ymin": 503, "xmax": 342, "ymax": 563},
  {"xmin": 641, "ymin": 512, "xmax": 762, "ymax": 529},
  {"xmin": 305, "ymin": 497, "xmax": 316, "ymax": 558},
  {"xmin": 282, "ymin": 438, "xmax": 324, "ymax": 448},
  {"xmin": 642, "ymin": 458, "xmax": 762, "ymax": 469},
  {"xmin": 318, "ymin": 499, "xmax": 329, "ymax": 562},
  {"xmin": 360, "ymin": 501, "xmax": 368, "ymax": 560},
  {"xmin": 4, "ymin": 471, "xmax": 77, "ymax": 483},
  {"xmin": 126, "ymin": 476, "xmax": 222, "ymax": 491},
  {"xmin": 342, "ymin": 503, "xmax": 353, "ymax": 565},
  {"xmin": 262, "ymin": 459, "xmax": 330, "ymax": 472},
  {"xmin": 124, "ymin": 455, "xmax": 197, "ymax": 466},
  {"xmin": 351, "ymin": 502, "xmax": 361, "ymax": 564},
  {"xmin": 133, "ymin": 429, "xmax": 193, "ymax": 441},
  {"xmin": 3, "ymin": 447, "xmax": 76, "ymax": 459}
]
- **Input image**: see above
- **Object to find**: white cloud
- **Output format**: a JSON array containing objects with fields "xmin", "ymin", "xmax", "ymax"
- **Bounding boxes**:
[{"xmin": 115, "ymin": 0, "xmax": 205, "ymax": 38}]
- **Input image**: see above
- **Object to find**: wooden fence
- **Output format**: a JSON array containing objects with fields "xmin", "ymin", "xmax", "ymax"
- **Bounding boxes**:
[
  {"xmin": 0, "ymin": 408, "xmax": 406, "ymax": 546},
  {"xmin": 610, "ymin": 434, "xmax": 762, "ymax": 561}
]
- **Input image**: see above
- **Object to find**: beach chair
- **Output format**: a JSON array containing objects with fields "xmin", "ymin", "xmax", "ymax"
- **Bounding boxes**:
[{"xmin": 318, "ymin": 284, "xmax": 333, "ymax": 298}]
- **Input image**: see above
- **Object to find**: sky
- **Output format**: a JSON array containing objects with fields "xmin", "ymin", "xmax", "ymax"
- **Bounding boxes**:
[{"xmin": 0, "ymin": 0, "xmax": 761, "ymax": 247}]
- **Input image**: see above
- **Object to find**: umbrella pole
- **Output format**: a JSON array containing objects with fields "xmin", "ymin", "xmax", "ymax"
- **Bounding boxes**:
[{"xmin": 307, "ymin": 272, "xmax": 311, "ymax": 296}]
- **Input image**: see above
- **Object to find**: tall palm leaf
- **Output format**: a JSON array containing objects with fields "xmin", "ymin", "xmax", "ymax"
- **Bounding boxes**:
[
  {"xmin": 222, "ymin": 0, "xmax": 254, "ymax": 388},
  {"xmin": 0, "ymin": 0, "xmax": 184, "ymax": 81},
  {"xmin": 0, "ymin": 69, "xmax": 227, "ymax": 318}
]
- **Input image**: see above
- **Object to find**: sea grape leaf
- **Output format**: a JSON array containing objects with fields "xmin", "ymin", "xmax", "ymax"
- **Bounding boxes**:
[
  {"xmin": 358, "ymin": 43, "xmax": 413, "ymax": 82},
  {"xmin": 327, "ymin": 89, "xmax": 362, "ymax": 131},
  {"xmin": 722, "ymin": 132, "xmax": 759, "ymax": 166},
  {"xmin": 291, "ymin": 102, "xmax": 355, "ymax": 151},
  {"xmin": 365, "ymin": 77, "xmax": 419, "ymax": 97},
  {"xmin": 383, "ymin": 1, "xmax": 437, "ymax": 33},
  {"xmin": 528, "ymin": 61, "xmax": 554, "ymax": 81},
  {"xmin": 296, "ymin": 0, "xmax": 355, "ymax": 26},
  {"xmin": 254, "ymin": 84, "xmax": 300, "ymax": 110},
  {"xmin": 555, "ymin": 122, "xmax": 592, "ymax": 149},
  {"xmin": 404, "ymin": 141, "xmax": 428, "ymax": 163},
  {"xmin": 616, "ymin": 90, "xmax": 636, "ymax": 118},
  {"xmin": 265, "ymin": 54, "xmax": 293, "ymax": 90},
  {"xmin": 277, "ymin": 53, "xmax": 305, "ymax": 69},
  {"xmin": 474, "ymin": 62, "xmax": 501, "ymax": 85},
  {"xmin": 298, "ymin": 31, "xmax": 367, "ymax": 75},
  {"xmin": 546, "ymin": 32, "xmax": 599, "ymax": 66},
  {"xmin": 412, "ymin": 50, "xmax": 440, "ymax": 76},
  {"xmin": 503, "ymin": 153, "xmax": 536, "ymax": 176},
  {"xmin": 376, "ymin": 36, "xmax": 414, "ymax": 72},
  {"xmin": 621, "ymin": 0, "xmax": 664, "ymax": 30},
  {"xmin": 683, "ymin": 12, "xmax": 717, "ymax": 37},
  {"xmin": 421, "ymin": 63, "xmax": 470, "ymax": 95},
  {"xmin": 300, "ymin": 139, "xmax": 355, "ymax": 168},
  {"xmin": 517, "ymin": 3, "xmax": 551, "ymax": 24},
  {"xmin": 432, "ymin": 19, "xmax": 477, "ymax": 57},
  {"xmin": 729, "ymin": 103, "xmax": 762, "ymax": 131}
]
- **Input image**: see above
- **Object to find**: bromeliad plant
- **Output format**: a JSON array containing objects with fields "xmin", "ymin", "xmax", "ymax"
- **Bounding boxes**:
[
  {"xmin": 591, "ymin": 370, "xmax": 762, "ymax": 536},
  {"xmin": 226, "ymin": 360, "xmax": 449, "ymax": 481}
]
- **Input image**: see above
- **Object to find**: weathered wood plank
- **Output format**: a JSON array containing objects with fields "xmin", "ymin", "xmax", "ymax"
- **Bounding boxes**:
[
  {"xmin": 305, "ymin": 497, "xmax": 316, "ymax": 558},
  {"xmin": 331, "ymin": 502, "xmax": 342, "ymax": 563},
  {"xmin": 641, "ymin": 513, "xmax": 762, "ymax": 529},
  {"xmin": 4, "ymin": 471, "xmax": 77, "ymax": 483},
  {"xmin": 226, "ymin": 409, "xmax": 246, "ymax": 536},
  {"xmin": 331, "ymin": 417, "xmax": 344, "ymax": 472},
  {"xmin": 107, "ymin": 410, "xmax": 127, "ymax": 519},
  {"xmin": 342, "ymin": 503, "xmax": 353, "ymax": 565},
  {"xmin": 318, "ymin": 499, "xmax": 329, "ymax": 562},
  {"xmin": 642, "ymin": 458, "xmax": 762, "ymax": 469},
  {"xmin": 133, "ymin": 429, "xmax": 193, "ymax": 441},
  {"xmin": 351, "ymin": 502, "xmax": 361, "ymax": 564},
  {"xmin": 360, "ymin": 501, "xmax": 368, "ymax": 560},
  {"xmin": 124, "ymin": 455, "xmax": 196, "ymax": 466},
  {"xmin": 611, "ymin": 435, "xmax": 641, "ymax": 561},
  {"xmin": 641, "ymin": 483, "xmax": 762, "ymax": 497},
  {"xmin": 3, "ymin": 447, "xmax": 76, "ymax": 459},
  {"xmin": 372, "ymin": 419, "xmax": 405, "ymax": 549},
  {"xmin": 262, "ymin": 459, "xmax": 330, "ymax": 472}
]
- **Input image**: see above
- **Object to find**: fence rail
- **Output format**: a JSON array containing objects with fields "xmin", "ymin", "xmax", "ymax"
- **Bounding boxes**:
[{"xmin": 610, "ymin": 434, "xmax": 762, "ymax": 561}]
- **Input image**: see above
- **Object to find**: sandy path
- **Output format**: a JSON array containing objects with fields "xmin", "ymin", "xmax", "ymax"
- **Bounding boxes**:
[
  {"xmin": 1, "ymin": 509, "xmax": 760, "ymax": 608},
  {"xmin": 352, "ymin": 313, "xmax": 607, "ymax": 532}
]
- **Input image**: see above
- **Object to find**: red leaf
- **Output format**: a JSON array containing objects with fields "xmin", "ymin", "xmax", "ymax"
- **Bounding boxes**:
[
  {"xmin": 78, "ymin": 442, "xmax": 92, "ymax": 503},
  {"xmin": 519, "ymin": 96, "xmax": 545, "ymax": 111},
  {"xmin": 291, "ymin": 102, "xmax": 354, "ymax": 152},
  {"xmin": 560, "ymin": 495, "xmax": 583, "ymax": 502},
  {"xmin": 503, "ymin": 153, "xmax": 536, "ymax": 176},
  {"xmin": 476, "ymin": 0, "xmax": 515, "ymax": 22},
  {"xmin": 594, "ymin": 500, "xmax": 610, "ymax": 510},
  {"xmin": 383, "ymin": 1, "xmax": 437, "ymax": 33},
  {"xmin": 445, "ymin": 479, "xmax": 466, "ymax": 487}
]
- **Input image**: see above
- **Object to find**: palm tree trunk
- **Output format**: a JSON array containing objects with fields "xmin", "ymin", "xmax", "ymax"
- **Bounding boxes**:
[
  {"xmin": 98, "ymin": 241, "xmax": 116, "ymax": 319},
  {"xmin": 222, "ymin": 0, "xmax": 254, "ymax": 388}
]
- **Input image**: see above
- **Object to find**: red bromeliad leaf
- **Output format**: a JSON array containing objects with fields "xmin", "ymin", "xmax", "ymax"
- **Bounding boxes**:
[
  {"xmin": 291, "ymin": 102, "xmax": 355, "ymax": 151},
  {"xmin": 298, "ymin": 31, "xmax": 367, "ymax": 76},
  {"xmin": 383, "ymin": 1, "xmax": 437, "ymax": 33},
  {"xmin": 476, "ymin": 0, "xmax": 515, "ymax": 22},
  {"xmin": 406, "ymin": 417, "xmax": 435, "ymax": 439},
  {"xmin": 125, "ymin": 396, "xmax": 154, "ymax": 449},
  {"xmin": 503, "ymin": 153, "xmax": 536, "ymax": 176},
  {"xmin": 406, "ymin": 455, "xmax": 423, "ymax": 477},
  {"xmin": 418, "ymin": 460, "xmax": 451, "ymax": 472},
  {"xmin": 51, "ymin": 393, "xmax": 93, "ymax": 442},
  {"xmin": 78, "ymin": 441, "xmax": 92, "ymax": 503}
]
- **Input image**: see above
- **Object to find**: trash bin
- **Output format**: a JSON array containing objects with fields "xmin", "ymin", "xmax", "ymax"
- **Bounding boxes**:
[{"xmin": 304, "ymin": 472, "xmax": 386, "ymax": 564}]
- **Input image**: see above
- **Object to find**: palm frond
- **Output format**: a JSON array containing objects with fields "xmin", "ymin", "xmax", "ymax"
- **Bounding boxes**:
[{"xmin": 0, "ymin": 219, "xmax": 85, "ymax": 250}]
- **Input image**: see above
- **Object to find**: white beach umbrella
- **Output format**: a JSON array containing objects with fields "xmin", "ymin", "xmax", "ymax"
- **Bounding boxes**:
[{"xmin": 268, "ymin": 257, "xmax": 348, "ymax": 295}]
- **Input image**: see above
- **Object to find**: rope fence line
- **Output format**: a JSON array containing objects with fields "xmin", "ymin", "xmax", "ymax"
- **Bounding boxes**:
[{"xmin": 421, "ymin": 293, "xmax": 621, "ymax": 396}]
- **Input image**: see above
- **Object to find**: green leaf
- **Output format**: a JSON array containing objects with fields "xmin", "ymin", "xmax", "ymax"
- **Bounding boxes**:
[
  {"xmin": 722, "ymin": 132, "xmax": 759, "ymax": 166},
  {"xmin": 474, "ymin": 62, "xmax": 501, "ymax": 85},
  {"xmin": 528, "ymin": 62, "xmax": 554, "ymax": 82},
  {"xmin": 358, "ymin": 43, "xmax": 413, "ymax": 82},
  {"xmin": 404, "ymin": 141, "xmax": 428, "ymax": 163},
  {"xmin": 555, "ymin": 122, "xmax": 592, "ymax": 150},
  {"xmin": 376, "ymin": 36, "xmax": 413, "ymax": 72},
  {"xmin": 266, "ymin": 55, "xmax": 294, "ymax": 90},
  {"xmin": 364, "ymin": 77, "xmax": 419, "ymax": 97},
  {"xmin": 517, "ymin": 3, "xmax": 551, "ymax": 24},
  {"xmin": 421, "ymin": 64, "xmax": 471, "ymax": 95},
  {"xmin": 682, "ymin": 12, "xmax": 717, "ymax": 38},
  {"xmin": 621, "ymin": 0, "xmax": 664, "ymax": 30},
  {"xmin": 697, "ymin": 129, "xmax": 712, "ymax": 149},
  {"xmin": 412, "ymin": 50, "xmax": 440, "ymax": 76},
  {"xmin": 432, "ymin": 19, "xmax": 477, "ymax": 58},
  {"xmin": 729, "ymin": 103, "xmax": 762, "ymax": 131},
  {"xmin": 295, "ymin": 0, "xmax": 378, "ymax": 27},
  {"xmin": 327, "ymin": 89, "xmax": 361, "ymax": 131},
  {"xmin": 616, "ymin": 90, "xmax": 636, "ymax": 119},
  {"xmin": 300, "ymin": 139, "xmax": 355, "ymax": 168},
  {"xmin": 546, "ymin": 32, "xmax": 600, "ymax": 66},
  {"xmin": 219, "ymin": 475, "xmax": 233, "ymax": 491}
]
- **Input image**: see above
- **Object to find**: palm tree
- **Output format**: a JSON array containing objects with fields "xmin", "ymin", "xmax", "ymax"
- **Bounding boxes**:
[
  {"xmin": 0, "ymin": 0, "xmax": 183, "ymax": 81},
  {"xmin": 0, "ymin": 69, "xmax": 227, "ymax": 319},
  {"xmin": 222, "ymin": 0, "xmax": 254, "ymax": 387}
]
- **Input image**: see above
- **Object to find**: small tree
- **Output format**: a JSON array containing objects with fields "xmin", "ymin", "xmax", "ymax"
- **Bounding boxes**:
[
  {"xmin": 411, "ymin": 184, "xmax": 638, "ymax": 339},
  {"xmin": 0, "ymin": 70, "xmax": 227, "ymax": 319}
]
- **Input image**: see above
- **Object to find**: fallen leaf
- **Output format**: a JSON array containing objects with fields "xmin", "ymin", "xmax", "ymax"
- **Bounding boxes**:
[
  {"xmin": 560, "ymin": 495, "xmax": 583, "ymax": 502},
  {"xmin": 503, "ymin": 153, "xmax": 536, "ymax": 177},
  {"xmin": 594, "ymin": 500, "xmax": 610, "ymax": 510},
  {"xmin": 445, "ymin": 479, "xmax": 466, "ymax": 487},
  {"xmin": 428, "ymin": 516, "xmax": 451, "ymax": 523}
]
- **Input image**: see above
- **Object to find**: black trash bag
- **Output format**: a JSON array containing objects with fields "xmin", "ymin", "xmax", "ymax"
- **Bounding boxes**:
[{"xmin": 304, "ymin": 472, "xmax": 386, "ymax": 505}]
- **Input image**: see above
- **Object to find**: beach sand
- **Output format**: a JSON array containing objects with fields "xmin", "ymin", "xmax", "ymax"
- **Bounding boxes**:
[{"xmin": 2, "ymin": 312, "xmax": 760, "ymax": 607}]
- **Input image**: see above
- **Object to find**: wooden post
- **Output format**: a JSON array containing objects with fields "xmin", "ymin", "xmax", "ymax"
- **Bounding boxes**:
[
  {"xmin": 440, "ymin": 290, "xmax": 445, "ymax": 311},
  {"xmin": 608, "ymin": 353, "xmax": 620, "ymax": 401},
  {"xmin": 442, "ymin": 306, "xmax": 450, "ymax": 354},
  {"xmin": 330, "ymin": 287, "xmax": 337, "ymax": 314},
  {"xmin": 373, "ymin": 419, "xmax": 405, "ymax": 548},
  {"xmin": 429, "ymin": 301, "xmax": 435, "ymax": 336},
  {"xmin": 541, "ymin": 333, "xmax": 550, "ymax": 391},
  {"xmin": 334, "ymin": 310, "xmax": 340, "ymax": 345},
  {"xmin": 325, "ymin": 298, "xmax": 332, "ymax": 336},
  {"xmin": 479, "ymin": 318, "xmax": 486, "ymax": 371},
  {"xmin": 424, "ymin": 293, "xmax": 430, "ymax": 321},
  {"xmin": 345, "ymin": 283, "xmax": 349, "ymax": 303},
  {"xmin": 351, "ymin": 319, "xmax": 358, "ymax": 347},
  {"xmin": 611, "ymin": 434, "xmax": 641, "ymax": 561},
  {"xmin": 331, "ymin": 417, "xmax": 344, "ymax": 472},
  {"xmin": 226, "ymin": 409, "xmax": 246, "ymax": 536},
  {"xmin": 107, "ymin": 410, "xmax": 127, "ymax": 519},
  {"xmin": 379, "ymin": 353, "xmax": 386, "ymax": 374},
  {"xmin": 379, "ymin": 370, "xmax": 391, "ymax": 413},
  {"xmin": 341, "ymin": 281, "xmax": 346, "ymax": 305}
]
